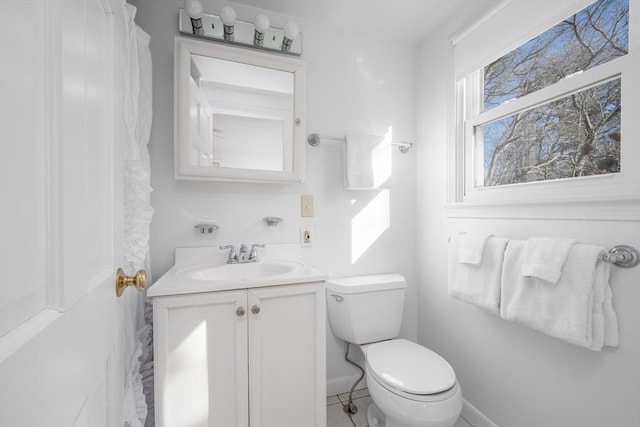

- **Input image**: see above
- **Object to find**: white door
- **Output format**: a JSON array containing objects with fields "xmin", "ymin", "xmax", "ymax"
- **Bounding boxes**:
[{"xmin": 0, "ymin": 1, "xmax": 132, "ymax": 425}]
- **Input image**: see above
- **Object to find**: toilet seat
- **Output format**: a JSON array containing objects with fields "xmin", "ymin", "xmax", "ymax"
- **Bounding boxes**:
[{"xmin": 365, "ymin": 339, "xmax": 457, "ymax": 400}]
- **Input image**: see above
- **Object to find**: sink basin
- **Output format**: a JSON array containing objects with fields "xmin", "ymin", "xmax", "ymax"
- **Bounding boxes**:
[
  {"xmin": 147, "ymin": 246, "xmax": 328, "ymax": 297},
  {"xmin": 176, "ymin": 260, "xmax": 302, "ymax": 282}
]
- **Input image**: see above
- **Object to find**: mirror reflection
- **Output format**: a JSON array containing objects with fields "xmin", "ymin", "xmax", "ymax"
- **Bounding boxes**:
[{"xmin": 187, "ymin": 54, "xmax": 294, "ymax": 172}]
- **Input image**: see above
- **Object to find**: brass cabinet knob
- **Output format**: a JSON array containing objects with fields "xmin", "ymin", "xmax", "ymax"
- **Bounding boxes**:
[{"xmin": 116, "ymin": 268, "xmax": 147, "ymax": 297}]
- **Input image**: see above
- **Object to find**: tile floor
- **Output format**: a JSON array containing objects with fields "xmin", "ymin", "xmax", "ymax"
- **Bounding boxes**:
[{"xmin": 326, "ymin": 388, "xmax": 473, "ymax": 427}]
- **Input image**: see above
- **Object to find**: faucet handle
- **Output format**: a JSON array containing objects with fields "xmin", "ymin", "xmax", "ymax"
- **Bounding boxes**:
[
  {"xmin": 219, "ymin": 245, "xmax": 238, "ymax": 263},
  {"xmin": 249, "ymin": 243, "xmax": 265, "ymax": 262}
]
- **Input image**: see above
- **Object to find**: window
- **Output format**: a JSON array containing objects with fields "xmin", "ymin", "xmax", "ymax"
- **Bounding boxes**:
[
  {"xmin": 451, "ymin": 0, "xmax": 638, "ymax": 218},
  {"xmin": 480, "ymin": 77, "xmax": 621, "ymax": 187},
  {"xmin": 483, "ymin": 0, "xmax": 628, "ymax": 112}
]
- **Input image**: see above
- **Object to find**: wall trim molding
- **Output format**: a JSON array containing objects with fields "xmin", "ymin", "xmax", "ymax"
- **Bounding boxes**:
[
  {"xmin": 445, "ymin": 196, "xmax": 640, "ymax": 222},
  {"xmin": 462, "ymin": 398, "xmax": 499, "ymax": 427}
]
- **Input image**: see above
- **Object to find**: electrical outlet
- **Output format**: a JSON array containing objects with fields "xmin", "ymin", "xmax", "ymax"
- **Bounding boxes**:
[{"xmin": 300, "ymin": 226, "xmax": 313, "ymax": 248}]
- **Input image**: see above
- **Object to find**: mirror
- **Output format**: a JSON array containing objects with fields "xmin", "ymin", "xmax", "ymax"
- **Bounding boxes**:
[{"xmin": 175, "ymin": 37, "xmax": 306, "ymax": 182}]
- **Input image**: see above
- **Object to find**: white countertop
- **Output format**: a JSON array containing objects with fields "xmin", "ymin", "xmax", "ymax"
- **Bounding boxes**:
[{"xmin": 147, "ymin": 245, "xmax": 327, "ymax": 297}]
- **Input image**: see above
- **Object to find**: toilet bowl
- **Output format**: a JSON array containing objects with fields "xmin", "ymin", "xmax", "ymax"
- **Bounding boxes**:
[
  {"xmin": 326, "ymin": 274, "xmax": 462, "ymax": 427},
  {"xmin": 362, "ymin": 339, "xmax": 462, "ymax": 427}
]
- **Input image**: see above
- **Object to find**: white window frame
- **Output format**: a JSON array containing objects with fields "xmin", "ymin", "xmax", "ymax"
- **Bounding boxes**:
[{"xmin": 447, "ymin": 0, "xmax": 640, "ymax": 221}]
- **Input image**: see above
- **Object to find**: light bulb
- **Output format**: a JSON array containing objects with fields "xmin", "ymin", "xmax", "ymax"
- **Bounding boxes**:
[
  {"xmin": 253, "ymin": 13, "xmax": 270, "ymax": 46},
  {"xmin": 254, "ymin": 13, "xmax": 270, "ymax": 33},
  {"xmin": 281, "ymin": 21, "xmax": 299, "ymax": 52},
  {"xmin": 185, "ymin": 0, "xmax": 203, "ymax": 19},
  {"xmin": 283, "ymin": 21, "xmax": 299, "ymax": 40},
  {"xmin": 219, "ymin": 5, "xmax": 237, "ymax": 26}
]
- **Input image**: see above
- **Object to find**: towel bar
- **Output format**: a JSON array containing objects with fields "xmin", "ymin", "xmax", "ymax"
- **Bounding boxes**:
[
  {"xmin": 447, "ymin": 236, "xmax": 639, "ymax": 269},
  {"xmin": 307, "ymin": 133, "xmax": 413, "ymax": 153}
]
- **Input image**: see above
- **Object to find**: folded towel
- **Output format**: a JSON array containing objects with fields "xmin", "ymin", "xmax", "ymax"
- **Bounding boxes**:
[
  {"xmin": 501, "ymin": 240, "xmax": 618, "ymax": 351},
  {"xmin": 522, "ymin": 237, "xmax": 576, "ymax": 284},
  {"xmin": 448, "ymin": 234, "xmax": 509, "ymax": 315},
  {"xmin": 457, "ymin": 232, "xmax": 493, "ymax": 265},
  {"xmin": 343, "ymin": 134, "xmax": 391, "ymax": 190}
]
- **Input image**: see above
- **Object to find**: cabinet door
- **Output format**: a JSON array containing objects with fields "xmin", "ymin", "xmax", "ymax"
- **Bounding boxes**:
[
  {"xmin": 248, "ymin": 282, "xmax": 326, "ymax": 427},
  {"xmin": 154, "ymin": 290, "xmax": 249, "ymax": 427}
]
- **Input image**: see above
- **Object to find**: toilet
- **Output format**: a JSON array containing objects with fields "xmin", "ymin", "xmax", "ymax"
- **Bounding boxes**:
[{"xmin": 326, "ymin": 274, "xmax": 462, "ymax": 427}]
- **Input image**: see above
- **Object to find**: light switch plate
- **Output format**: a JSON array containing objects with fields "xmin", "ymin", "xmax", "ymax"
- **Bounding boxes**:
[{"xmin": 301, "ymin": 194, "xmax": 314, "ymax": 217}]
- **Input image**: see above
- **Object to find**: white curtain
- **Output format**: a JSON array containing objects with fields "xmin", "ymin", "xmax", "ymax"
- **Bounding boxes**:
[{"xmin": 122, "ymin": 3, "xmax": 154, "ymax": 427}]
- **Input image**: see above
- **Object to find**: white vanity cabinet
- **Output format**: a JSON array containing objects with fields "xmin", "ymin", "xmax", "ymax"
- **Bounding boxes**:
[{"xmin": 153, "ymin": 281, "xmax": 326, "ymax": 427}]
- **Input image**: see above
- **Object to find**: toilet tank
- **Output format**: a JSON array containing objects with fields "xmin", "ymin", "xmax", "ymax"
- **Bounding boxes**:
[{"xmin": 326, "ymin": 273, "xmax": 406, "ymax": 345}]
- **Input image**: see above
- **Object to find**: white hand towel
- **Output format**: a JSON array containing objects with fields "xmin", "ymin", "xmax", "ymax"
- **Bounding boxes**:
[
  {"xmin": 448, "ymin": 234, "xmax": 509, "ymax": 315},
  {"xmin": 501, "ymin": 241, "xmax": 618, "ymax": 351},
  {"xmin": 457, "ymin": 232, "xmax": 493, "ymax": 265},
  {"xmin": 522, "ymin": 237, "xmax": 576, "ymax": 284},
  {"xmin": 603, "ymin": 285, "xmax": 619, "ymax": 346},
  {"xmin": 343, "ymin": 134, "xmax": 391, "ymax": 190},
  {"xmin": 594, "ymin": 262, "xmax": 619, "ymax": 348}
]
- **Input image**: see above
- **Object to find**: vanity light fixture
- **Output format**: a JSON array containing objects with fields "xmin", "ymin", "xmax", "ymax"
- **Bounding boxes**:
[
  {"xmin": 219, "ymin": 5, "xmax": 237, "ymax": 41},
  {"xmin": 253, "ymin": 13, "xmax": 270, "ymax": 46},
  {"xmin": 185, "ymin": 0, "xmax": 204, "ymax": 36},
  {"xmin": 178, "ymin": 1, "xmax": 302, "ymax": 56}
]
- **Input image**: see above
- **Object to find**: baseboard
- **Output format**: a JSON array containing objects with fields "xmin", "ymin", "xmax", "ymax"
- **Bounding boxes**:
[
  {"xmin": 326, "ymin": 374, "xmax": 368, "ymax": 396},
  {"xmin": 461, "ymin": 398, "xmax": 499, "ymax": 427}
]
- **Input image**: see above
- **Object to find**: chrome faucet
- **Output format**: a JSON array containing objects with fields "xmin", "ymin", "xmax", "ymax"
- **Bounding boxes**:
[
  {"xmin": 219, "ymin": 245, "xmax": 238, "ymax": 264},
  {"xmin": 238, "ymin": 244, "xmax": 249, "ymax": 263},
  {"xmin": 249, "ymin": 244, "xmax": 265, "ymax": 262},
  {"xmin": 220, "ymin": 243, "xmax": 265, "ymax": 264}
]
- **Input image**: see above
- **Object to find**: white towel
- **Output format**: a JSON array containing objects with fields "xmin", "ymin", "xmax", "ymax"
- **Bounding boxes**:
[
  {"xmin": 501, "ymin": 240, "xmax": 619, "ymax": 351},
  {"xmin": 522, "ymin": 237, "xmax": 576, "ymax": 284},
  {"xmin": 343, "ymin": 134, "xmax": 391, "ymax": 190},
  {"xmin": 448, "ymin": 234, "xmax": 509, "ymax": 315},
  {"xmin": 594, "ymin": 262, "xmax": 619, "ymax": 347},
  {"xmin": 457, "ymin": 232, "xmax": 493, "ymax": 265}
]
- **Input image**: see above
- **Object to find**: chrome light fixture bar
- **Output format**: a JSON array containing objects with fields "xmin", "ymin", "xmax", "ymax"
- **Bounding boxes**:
[{"xmin": 178, "ymin": 7, "xmax": 302, "ymax": 56}]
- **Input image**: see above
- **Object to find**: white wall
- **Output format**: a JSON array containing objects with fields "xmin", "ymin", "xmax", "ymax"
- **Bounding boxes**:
[
  {"xmin": 131, "ymin": 0, "xmax": 418, "ymax": 395},
  {"xmin": 416, "ymin": 3, "xmax": 640, "ymax": 427}
]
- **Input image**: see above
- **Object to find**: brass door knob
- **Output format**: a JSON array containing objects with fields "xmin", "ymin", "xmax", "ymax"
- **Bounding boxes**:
[{"xmin": 116, "ymin": 268, "xmax": 147, "ymax": 297}]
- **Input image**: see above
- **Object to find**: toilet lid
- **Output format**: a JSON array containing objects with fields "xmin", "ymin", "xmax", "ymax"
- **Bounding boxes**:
[{"xmin": 366, "ymin": 339, "xmax": 456, "ymax": 395}]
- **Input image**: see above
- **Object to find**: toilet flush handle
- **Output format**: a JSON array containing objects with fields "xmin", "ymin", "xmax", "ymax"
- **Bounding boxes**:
[{"xmin": 330, "ymin": 294, "xmax": 344, "ymax": 302}]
